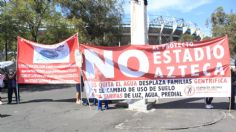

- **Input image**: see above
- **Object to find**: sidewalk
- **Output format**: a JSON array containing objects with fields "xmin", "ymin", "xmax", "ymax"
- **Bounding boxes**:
[{"xmin": 0, "ymin": 86, "xmax": 235, "ymax": 132}]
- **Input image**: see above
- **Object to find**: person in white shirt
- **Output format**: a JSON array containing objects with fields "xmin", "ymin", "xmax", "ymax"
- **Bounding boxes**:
[{"xmin": 0, "ymin": 71, "xmax": 5, "ymax": 105}]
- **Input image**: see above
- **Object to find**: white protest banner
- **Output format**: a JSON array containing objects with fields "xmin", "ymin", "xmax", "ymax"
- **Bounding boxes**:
[
  {"xmin": 17, "ymin": 34, "xmax": 80, "ymax": 84},
  {"xmin": 80, "ymin": 36, "xmax": 231, "ymax": 100}
]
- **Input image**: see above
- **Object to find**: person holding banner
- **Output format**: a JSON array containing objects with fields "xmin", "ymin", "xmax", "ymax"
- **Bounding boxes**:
[
  {"xmin": 75, "ymin": 84, "xmax": 82, "ymax": 104},
  {"xmin": 205, "ymin": 97, "xmax": 214, "ymax": 109},
  {"xmin": 97, "ymin": 99, "xmax": 109, "ymax": 111},
  {"xmin": 82, "ymin": 97, "xmax": 97, "ymax": 106},
  {"xmin": 7, "ymin": 69, "xmax": 18, "ymax": 104},
  {"xmin": 0, "ymin": 72, "xmax": 4, "ymax": 105},
  {"xmin": 74, "ymin": 48, "xmax": 83, "ymax": 105}
]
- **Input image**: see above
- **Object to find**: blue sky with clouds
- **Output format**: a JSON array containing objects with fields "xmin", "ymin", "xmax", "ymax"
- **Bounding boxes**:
[{"xmin": 122, "ymin": 0, "xmax": 236, "ymax": 36}]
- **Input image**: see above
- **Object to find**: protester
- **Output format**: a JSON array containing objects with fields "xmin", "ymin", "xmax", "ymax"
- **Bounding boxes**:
[
  {"xmin": 80, "ymin": 77, "xmax": 97, "ymax": 106},
  {"xmin": 0, "ymin": 96, "xmax": 2, "ymax": 105},
  {"xmin": 0, "ymin": 72, "xmax": 5, "ymax": 105},
  {"xmin": 7, "ymin": 69, "xmax": 18, "ymax": 104},
  {"xmin": 75, "ymin": 84, "xmax": 81, "ymax": 104},
  {"xmin": 204, "ymin": 56, "xmax": 236, "ymax": 108},
  {"xmin": 97, "ymin": 99, "xmax": 109, "ymax": 111},
  {"xmin": 82, "ymin": 98, "xmax": 97, "ymax": 106},
  {"xmin": 230, "ymin": 58, "xmax": 236, "ymax": 109},
  {"xmin": 205, "ymin": 97, "xmax": 214, "ymax": 109}
]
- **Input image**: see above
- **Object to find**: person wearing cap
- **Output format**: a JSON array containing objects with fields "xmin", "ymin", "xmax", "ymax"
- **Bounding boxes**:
[{"xmin": 7, "ymin": 69, "xmax": 17, "ymax": 104}]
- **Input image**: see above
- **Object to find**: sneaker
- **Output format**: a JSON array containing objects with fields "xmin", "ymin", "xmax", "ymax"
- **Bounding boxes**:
[
  {"xmin": 97, "ymin": 107, "xmax": 103, "ymax": 111},
  {"xmin": 104, "ymin": 106, "xmax": 109, "ymax": 110},
  {"xmin": 205, "ymin": 104, "xmax": 214, "ymax": 109},
  {"xmin": 82, "ymin": 102, "xmax": 89, "ymax": 106},
  {"xmin": 76, "ymin": 100, "xmax": 81, "ymax": 104},
  {"xmin": 0, "ymin": 101, "xmax": 3, "ymax": 105}
]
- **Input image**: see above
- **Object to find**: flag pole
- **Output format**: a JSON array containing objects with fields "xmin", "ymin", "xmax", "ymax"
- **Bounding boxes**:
[{"xmin": 16, "ymin": 37, "xmax": 20, "ymax": 104}]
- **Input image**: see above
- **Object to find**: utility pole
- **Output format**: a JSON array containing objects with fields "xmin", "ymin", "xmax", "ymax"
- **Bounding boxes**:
[{"xmin": 130, "ymin": 0, "xmax": 148, "ymax": 45}]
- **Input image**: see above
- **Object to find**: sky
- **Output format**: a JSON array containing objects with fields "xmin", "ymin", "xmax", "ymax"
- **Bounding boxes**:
[{"xmin": 122, "ymin": 0, "xmax": 236, "ymax": 36}]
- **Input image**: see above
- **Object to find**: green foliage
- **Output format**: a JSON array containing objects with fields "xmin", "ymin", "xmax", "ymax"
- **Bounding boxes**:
[
  {"xmin": 202, "ymin": 36, "xmax": 211, "ymax": 40},
  {"xmin": 210, "ymin": 7, "xmax": 236, "ymax": 55},
  {"xmin": 8, "ymin": 0, "xmax": 57, "ymax": 42},
  {"xmin": 178, "ymin": 34, "xmax": 198, "ymax": 42},
  {"xmin": 58, "ymin": 0, "xmax": 123, "ymax": 46},
  {"xmin": 37, "ymin": 12, "xmax": 76, "ymax": 44},
  {"xmin": 0, "ymin": 6, "xmax": 22, "ymax": 60},
  {"xmin": 0, "ymin": 0, "xmax": 124, "ymax": 61}
]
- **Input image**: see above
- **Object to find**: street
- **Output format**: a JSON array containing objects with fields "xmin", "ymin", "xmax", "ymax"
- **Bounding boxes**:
[{"xmin": 0, "ymin": 85, "xmax": 235, "ymax": 132}]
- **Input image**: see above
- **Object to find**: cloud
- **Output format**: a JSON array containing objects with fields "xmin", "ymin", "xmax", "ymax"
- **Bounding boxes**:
[
  {"xmin": 122, "ymin": 0, "xmax": 213, "ymax": 14},
  {"xmin": 148, "ymin": 0, "xmax": 213, "ymax": 13}
]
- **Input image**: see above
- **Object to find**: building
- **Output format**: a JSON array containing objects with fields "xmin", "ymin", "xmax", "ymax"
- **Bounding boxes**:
[{"xmin": 120, "ymin": 15, "xmax": 203, "ymax": 45}]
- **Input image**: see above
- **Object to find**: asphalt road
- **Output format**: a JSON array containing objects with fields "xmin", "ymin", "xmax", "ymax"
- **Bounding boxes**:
[{"xmin": 0, "ymin": 85, "xmax": 236, "ymax": 132}]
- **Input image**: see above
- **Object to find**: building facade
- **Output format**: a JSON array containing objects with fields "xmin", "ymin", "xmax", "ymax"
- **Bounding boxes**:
[{"xmin": 120, "ymin": 15, "xmax": 203, "ymax": 45}]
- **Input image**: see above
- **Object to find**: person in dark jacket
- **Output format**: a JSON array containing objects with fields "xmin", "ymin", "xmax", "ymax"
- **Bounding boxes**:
[{"xmin": 7, "ymin": 69, "xmax": 17, "ymax": 104}]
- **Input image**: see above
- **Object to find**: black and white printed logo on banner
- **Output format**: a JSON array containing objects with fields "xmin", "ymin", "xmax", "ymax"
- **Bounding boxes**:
[{"xmin": 33, "ymin": 42, "xmax": 70, "ymax": 63}]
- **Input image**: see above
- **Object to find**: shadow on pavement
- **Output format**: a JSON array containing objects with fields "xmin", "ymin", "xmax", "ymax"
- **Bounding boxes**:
[
  {"xmin": 0, "ymin": 84, "xmax": 75, "ymax": 93},
  {"xmin": 19, "ymin": 98, "xmax": 127, "ymax": 110},
  {"xmin": 153, "ymin": 98, "xmax": 231, "ymax": 110},
  {"xmin": 20, "ymin": 99, "xmax": 54, "ymax": 104},
  {"xmin": 0, "ymin": 114, "xmax": 11, "ymax": 118},
  {"xmin": 20, "ymin": 98, "xmax": 76, "ymax": 104},
  {"xmin": 11, "ymin": 97, "xmax": 234, "ymax": 111},
  {"xmin": 18, "ymin": 84, "xmax": 75, "ymax": 92},
  {"xmin": 54, "ymin": 98, "xmax": 75, "ymax": 103}
]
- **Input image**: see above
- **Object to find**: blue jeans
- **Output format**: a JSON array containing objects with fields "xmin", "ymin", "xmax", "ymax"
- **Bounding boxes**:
[
  {"xmin": 8, "ymin": 79, "xmax": 17, "ymax": 103},
  {"xmin": 75, "ymin": 84, "xmax": 80, "ymax": 92},
  {"xmin": 98, "ymin": 100, "xmax": 108, "ymax": 110},
  {"xmin": 82, "ymin": 98, "xmax": 96, "ymax": 105}
]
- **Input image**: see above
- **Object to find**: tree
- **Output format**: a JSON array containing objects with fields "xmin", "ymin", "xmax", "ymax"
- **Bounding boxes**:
[
  {"xmin": 7, "ymin": 0, "xmax": 57, "ymax": 42},
  {"xmin": 37, "ymin": 12, "xmax": 76, "ymax": 44},
  {"xmin": 202, "ymin": 36, "xmax": 211, "ymax": 40},
  {"xmin": 0, "ymin": 0, "xmax": 125, "ymax": 61},
  {"xmin": 0, "ymin": 0, "xmax": 23, "ymax": 61},
  {"xmin": 58, "ymin": 0, "xmax": 123, "ymax": 46},
  {"xmin": 0, "ymin": 0, "xmax": 75, "ymax": 61},
  {"xmin": 178, "ymin": 34, "xmax": 200, "ymax": 42},
  {"xmin": 209, "ymin": 7, "xmax": 236, "ymax": 55}
]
